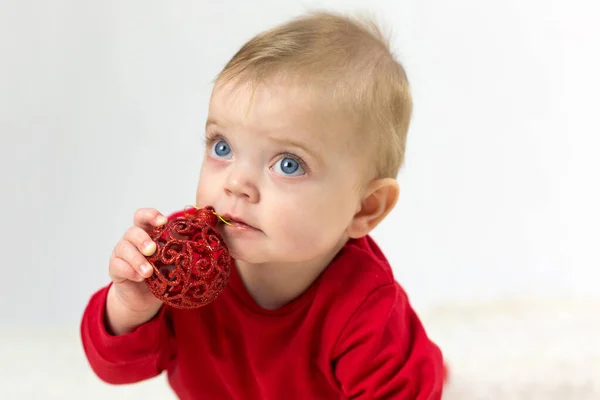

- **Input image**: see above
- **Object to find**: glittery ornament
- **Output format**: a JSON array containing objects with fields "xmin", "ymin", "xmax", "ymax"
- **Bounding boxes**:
[{"xmin": 145, "ymin": 205, "xmax": 233, "ymax": 309}]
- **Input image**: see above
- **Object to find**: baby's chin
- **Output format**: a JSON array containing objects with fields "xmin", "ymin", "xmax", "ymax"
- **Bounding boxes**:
[
  {"xmin": 227, "ymin": 248, "xmax": 270, "ymax": 266},
  {"xmin": 223, "ymin": 239, "xmax": 293, "ymax": 266},
  {"xmin": 219, "ymin": 233, "xmax": 263, "ymax": 264}
]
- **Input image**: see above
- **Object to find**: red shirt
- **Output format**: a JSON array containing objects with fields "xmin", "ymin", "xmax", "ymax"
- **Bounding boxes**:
[{"xmin": 81, "ymin": 235, "xmax": 445, "ymax": 399}]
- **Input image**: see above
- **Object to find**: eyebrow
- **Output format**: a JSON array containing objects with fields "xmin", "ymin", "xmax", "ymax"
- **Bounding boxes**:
[
  {"xmin": 266, "ymin": 134, "xmax": 322, "ymax": 162},
  {"xmin": 206, "ymin": 117, "xmax": 321, "ymax": 163},
  {"xmin": 205, "ymin": 117, "xmax": 220, "ymax": 130}
]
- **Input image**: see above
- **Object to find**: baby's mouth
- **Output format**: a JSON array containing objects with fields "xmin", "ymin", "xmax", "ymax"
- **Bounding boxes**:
[
  {"xmin": 228, "ymin": 219, "xmax": 251, "ymax": 229},
  {"xmin": 216, "ymin": 213, "xmax": 259, "ymax": 231},
  {"xmin": 212, "ymin": 211, "xmax": 232, "ymax": 226}
]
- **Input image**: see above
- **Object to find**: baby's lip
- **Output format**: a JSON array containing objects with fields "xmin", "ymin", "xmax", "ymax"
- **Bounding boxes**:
[{"xmin": 220, "ymin": 213, "xmax": 259, "ymax": 230}]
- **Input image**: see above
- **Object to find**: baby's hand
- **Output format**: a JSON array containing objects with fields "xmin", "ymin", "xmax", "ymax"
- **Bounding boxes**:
[{"xmin": 106, "ymin": 208, "xmax": 167, "ymax": 334}]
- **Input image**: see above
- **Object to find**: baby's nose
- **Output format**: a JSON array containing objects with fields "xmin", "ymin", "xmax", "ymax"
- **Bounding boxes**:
[{"xmin": 223, "ymin": 173, "xmax": 259, "ymax": 203}]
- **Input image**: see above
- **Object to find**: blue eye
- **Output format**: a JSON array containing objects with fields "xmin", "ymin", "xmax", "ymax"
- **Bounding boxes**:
[
  {"xmin": 273, "ymin": 156, "xmax": 305, "ymax": 176},
  {"xmin": 211, "ymin": 140, "xmax": 232, "ymax": 159}
]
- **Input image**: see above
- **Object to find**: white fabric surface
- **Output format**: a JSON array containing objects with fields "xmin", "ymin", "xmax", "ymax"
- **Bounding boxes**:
[{"xmin": 1, "ymin": 296, "xmax": 598, "ymax": 399}]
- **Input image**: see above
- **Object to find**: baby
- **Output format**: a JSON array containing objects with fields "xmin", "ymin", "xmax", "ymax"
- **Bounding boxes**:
[{"xmin": 81, "ymin": 11, "xmax": 445, "ymax": 399}]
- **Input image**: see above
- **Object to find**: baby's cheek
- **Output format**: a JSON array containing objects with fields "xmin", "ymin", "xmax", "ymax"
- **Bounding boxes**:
[
  {"xmin": 195, "ymin": 179, "xmax": 218, "ymax": 206},
  {"xmin": 273, "ymin": 209, "xmax": 338, "ymax": 255},
  {"xmin": 195, "ymin": 190, "xmax": 208, "ymax": 208}
]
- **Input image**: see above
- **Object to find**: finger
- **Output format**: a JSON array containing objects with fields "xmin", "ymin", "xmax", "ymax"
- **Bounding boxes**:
[
  {"xmin": 109, "ymin": 255, "xmax": 146, "ymax": 283},
  {"xmin": 123, "ymin": 226, "xmax": 157, "ymax": 257},
  {"xmin": 114, "ymin": 240, "xmax": 154, "ymax": 279},
  {"xmin": 133, "ymin": 208, "xmax": 168, "ymax": 231}
]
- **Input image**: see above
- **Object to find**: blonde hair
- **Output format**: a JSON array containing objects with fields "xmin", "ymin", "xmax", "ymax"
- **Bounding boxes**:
[{"xmin": 216, "ymin": 11, "xmax": 412, "ymax": 179}]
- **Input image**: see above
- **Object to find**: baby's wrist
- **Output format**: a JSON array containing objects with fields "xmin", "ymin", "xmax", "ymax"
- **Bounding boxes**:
[{"xmin": 105, "ymin": 286, "xmax": 161, "ymax": 335}]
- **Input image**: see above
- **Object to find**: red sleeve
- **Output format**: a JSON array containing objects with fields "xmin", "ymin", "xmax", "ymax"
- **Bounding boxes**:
[
  {"xmin": 80, "ymin": 284, "xmax": 172, "ymax": 384},
  {"xmin": 332, "ymin": 284, "xmax": 445, "ymax": 399}
]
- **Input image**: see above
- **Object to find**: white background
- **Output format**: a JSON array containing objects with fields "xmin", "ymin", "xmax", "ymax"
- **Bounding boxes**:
[{"xmin": 1, "ymin": 0, "xmax": 599, "ymax": 398}]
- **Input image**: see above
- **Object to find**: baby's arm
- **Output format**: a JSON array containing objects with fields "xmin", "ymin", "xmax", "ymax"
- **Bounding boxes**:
[
  {"xmin": 332, "ymin": 284, "xmax": 445, "ymax": 399},
  {"xmin": 80, "ymin": 284, "xmax": 172, "ymax": 384},
  {"xmin": 81, "ymin": 208, "xmax": 172, "ymax": 384}
]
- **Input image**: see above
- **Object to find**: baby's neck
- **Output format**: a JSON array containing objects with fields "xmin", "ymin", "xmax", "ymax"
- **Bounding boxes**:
[{"xmin": 235, "ymin": 242, "xmax": 345, "ymax": 310}]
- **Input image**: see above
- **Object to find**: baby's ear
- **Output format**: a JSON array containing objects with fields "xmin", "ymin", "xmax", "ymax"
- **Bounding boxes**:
[{"xmin": 346, "ymin": 178, "xmax": 399, "ymax": 239}]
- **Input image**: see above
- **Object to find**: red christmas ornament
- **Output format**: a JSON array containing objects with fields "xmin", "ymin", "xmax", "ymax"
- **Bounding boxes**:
[{"xmin": 145, "ymin": 205, "xmax": 233, "ymax": 309}]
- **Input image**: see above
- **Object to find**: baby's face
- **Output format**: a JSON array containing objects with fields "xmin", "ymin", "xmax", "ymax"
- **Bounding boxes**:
[{"xmin": 196, "ymin": 80, "xmax": 367, "ymax": 266}]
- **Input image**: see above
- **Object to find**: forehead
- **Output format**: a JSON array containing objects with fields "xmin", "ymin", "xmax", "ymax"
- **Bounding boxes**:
[{"xmin": 208, "ymin": 79, "xmax": 354, "ymax": 153}]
